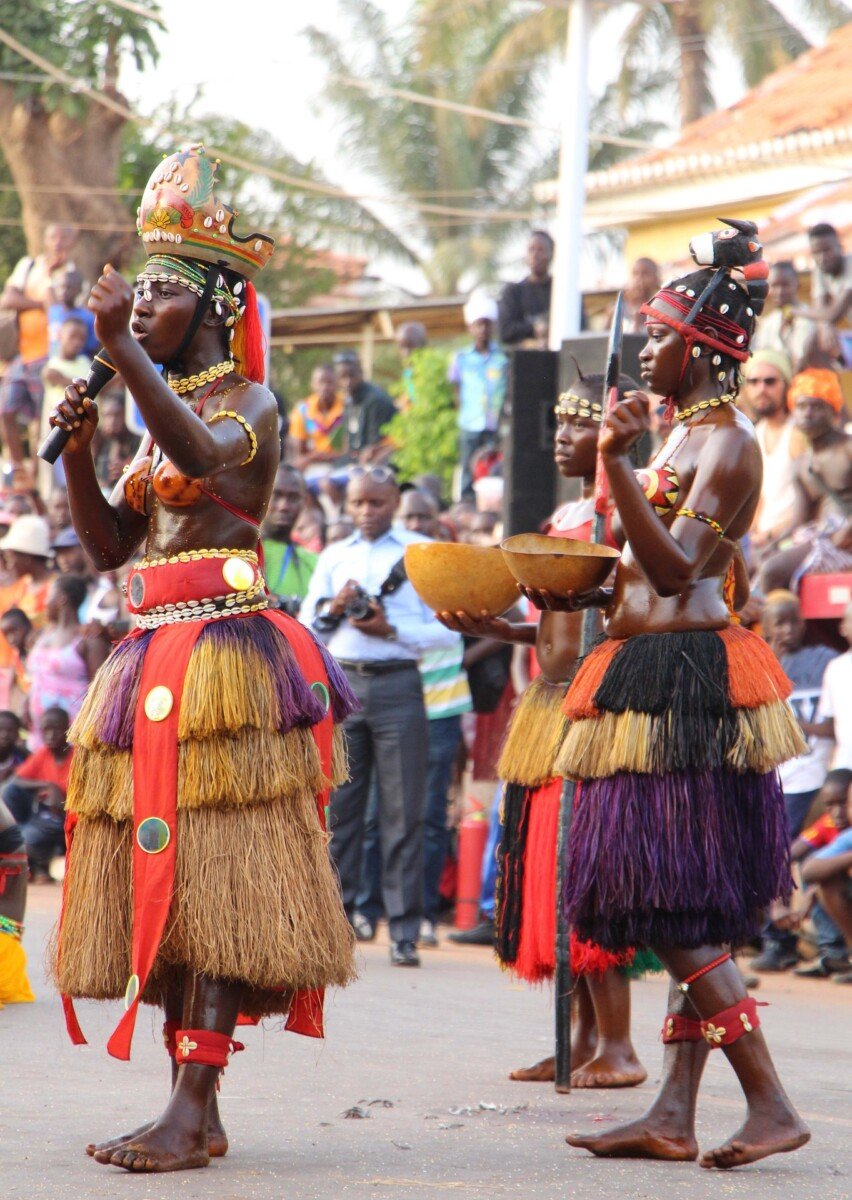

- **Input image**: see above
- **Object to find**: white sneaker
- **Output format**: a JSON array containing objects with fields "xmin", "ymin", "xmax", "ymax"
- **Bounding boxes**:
[{"xmin": 419, "ymin": 920, "xmax": 439, "ymax": 948}]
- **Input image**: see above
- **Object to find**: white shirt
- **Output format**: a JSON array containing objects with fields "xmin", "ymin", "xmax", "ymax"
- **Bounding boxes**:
[
  {"xmin": 300, "ymin": 527, "xmax": 458, "ymax": 663},
  {"xmin": 753, "ymin": 418, "xmax": 804, "ymax": 539},
  {"xmin": 817, "ymin": 650, "xmax": 852, "ymax": 770}
]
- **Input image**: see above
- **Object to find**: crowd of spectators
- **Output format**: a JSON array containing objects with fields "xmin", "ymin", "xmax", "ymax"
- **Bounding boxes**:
[{"xmin": 0, "ymin": 220, "xmax": 849, "ymax": 977}]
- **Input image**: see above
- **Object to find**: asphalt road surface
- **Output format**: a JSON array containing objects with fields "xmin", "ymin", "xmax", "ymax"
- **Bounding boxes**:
[{"xmin": 2, "ymin": 889, "xmax": 849, "ymax": 1200}]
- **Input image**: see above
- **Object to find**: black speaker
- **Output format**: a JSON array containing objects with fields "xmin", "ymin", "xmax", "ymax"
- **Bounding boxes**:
[{"xmin": 501, "ymin": 349, "xmax": 559, "ymax": 536}]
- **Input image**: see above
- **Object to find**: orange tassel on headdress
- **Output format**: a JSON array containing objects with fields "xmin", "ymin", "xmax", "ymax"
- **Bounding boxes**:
[{"xmin": 232, "ymin": 282, "xmax": 266, "ymax": 384}]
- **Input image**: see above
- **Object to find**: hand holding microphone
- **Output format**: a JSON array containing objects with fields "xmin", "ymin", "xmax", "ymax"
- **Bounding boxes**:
[{"xmin": 39, "ymin": 350, "xmax": 117, "ymax": 464}]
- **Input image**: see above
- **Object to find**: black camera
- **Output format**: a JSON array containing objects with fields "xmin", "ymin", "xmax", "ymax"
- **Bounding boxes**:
[
  {"xmin": 342, "ymin": 585, "xmax": 374, "ymax": 622},
  {"xmin": 313, "ymin": 556, "xmax": 408, "ymax": 633},
  {"xmin": 275, "ymin": 595, "xmax": 303, "ymax": 618}
]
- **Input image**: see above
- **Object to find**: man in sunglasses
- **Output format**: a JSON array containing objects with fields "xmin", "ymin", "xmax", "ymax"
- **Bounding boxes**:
[
  {"xmin": 300, "ymin": 468, "xmax": 459, "ymax": 967},
  {"xmin": 743, "ymin": 349, "xmax": 806, "ymax": 554}
]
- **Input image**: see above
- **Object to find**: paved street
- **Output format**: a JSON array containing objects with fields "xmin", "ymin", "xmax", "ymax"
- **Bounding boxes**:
[{"xmin": 2, "ymin": 888, "xmax": 850, "ymax": 1200}]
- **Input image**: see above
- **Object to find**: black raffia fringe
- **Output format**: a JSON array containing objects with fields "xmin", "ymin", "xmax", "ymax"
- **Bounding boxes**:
[
  {"xmin": 593, "ymin": 630, "xmax": 739, "ymax": 773},
  {"xmin": 494, "ymin": 784, "xmax": 531, "ymax": 966}
]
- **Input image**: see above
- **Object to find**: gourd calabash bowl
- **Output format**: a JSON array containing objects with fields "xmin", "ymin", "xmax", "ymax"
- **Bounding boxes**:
[
  {"xmin": 500, "ymin": 532, "xmax": 620, "ymax": 596},
  {"xmin": 404, "ymin": 542, "xmax": 520, "ymax": 616}
]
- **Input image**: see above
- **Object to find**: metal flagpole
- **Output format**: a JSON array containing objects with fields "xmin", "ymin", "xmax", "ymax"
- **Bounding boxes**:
[
  {"xmin": 548, "ymin": 0, "xmax": 592, "ymax": 349},
  {"xmin": 554, "ymin": 292, "xmax": 624, "ymax": 1092}
]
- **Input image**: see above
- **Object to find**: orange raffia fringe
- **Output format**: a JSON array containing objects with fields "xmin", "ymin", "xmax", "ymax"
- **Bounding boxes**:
[
  {"xmin": 720, "ymin": 624, "xmax": 793, "ymax": 708},
  {"xmin": 562, "ymin": 637, "xmax": 624, "ymax": 721},
  {"xmin": 497, "ymin": 677, "xmax": 568, "ymax": 787}
]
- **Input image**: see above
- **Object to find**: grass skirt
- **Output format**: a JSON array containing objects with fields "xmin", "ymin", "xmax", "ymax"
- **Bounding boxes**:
[
  {"xmin": 558, "ymin": 627, "xmax": 805, "ymax": 952},
  {"xmin": 495, "ymin": 679, "xmax": 630, "ymax": 980},
  {"xmin": 54, "ymin": 614, "xmax": 358, "ymax": 1016}
]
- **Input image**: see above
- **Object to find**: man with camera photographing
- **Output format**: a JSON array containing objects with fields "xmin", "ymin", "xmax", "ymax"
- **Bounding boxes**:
[{"xmin": 300, "ymin": 468, "xmax": 459, "ymax": 966}]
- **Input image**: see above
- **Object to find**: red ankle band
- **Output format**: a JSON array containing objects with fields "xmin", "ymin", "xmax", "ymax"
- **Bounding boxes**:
[
  {"xmin": 174, "ymin": 1029, "xmax": 245, "ymax": 1069},
  {"xmin": 163, "ymin": 1019, "xmax": 180, "ymax": 1058},
  {"xmin": 700, "ymin": 997, "xmax": 765, "ymax": 1048},
  {"xmin": 661, "ymin": 1013, "xmax": 703, "ymax": 1043}
]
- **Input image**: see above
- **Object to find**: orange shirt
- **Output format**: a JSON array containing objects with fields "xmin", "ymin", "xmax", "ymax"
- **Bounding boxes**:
[
  {"xmin": 289, "ymin": 394, "xmax": 346, "ymax": 455},
  {"xmin": 0, "ymin": 575, "xmax": 52, "ymax": 628}
]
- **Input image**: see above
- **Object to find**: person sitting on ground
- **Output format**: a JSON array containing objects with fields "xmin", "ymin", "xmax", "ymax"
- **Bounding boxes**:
[
  {"xmin": 288, "ymin": 363, "xmax": 346, "ymax": 473},
  {"xmin": 5, "ymin": 706, "xmax": 73, "ymax": 883},
  {"xmin": 758, "ymin": 369, "xmax": 851, "ymax": 593},
  {"xmin": 752, "ymin": 591, "xmax": 836, "ymax": 972},
  {"xmin": 776, "ymin": 769, "xmax": 852, "ymax": 980},
  {"xmin": 262, "ymin": 464, "xmax": 318, "ymax": 613},
  {"xmin": 795, "ymin": 770, "xmax": 852, "ymax": 983},
  {"xmin": 333, "ymin": 350, "xmax": 397, "ymax": 466},
  {"xmin": 752, "ymin": 262, "xmax": 818, "ymax": 371}
]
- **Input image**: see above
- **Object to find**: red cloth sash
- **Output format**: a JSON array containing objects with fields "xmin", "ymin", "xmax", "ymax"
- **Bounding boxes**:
[{"xmin": 61, "ymin": 609, "xmax": 336, "ymax": 1053}]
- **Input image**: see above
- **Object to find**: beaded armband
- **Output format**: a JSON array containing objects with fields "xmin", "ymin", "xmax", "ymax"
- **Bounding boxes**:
[
  {"xmin": 207, "ymin": 410, "xmax": 258, "ymax": 465},
  {"xmin": 675, "ymin": 507, "xmax": 725, "ymax": 539}
]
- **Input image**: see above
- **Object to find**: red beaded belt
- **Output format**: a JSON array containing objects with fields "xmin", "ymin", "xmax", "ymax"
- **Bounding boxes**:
[{"xmin": 124, "ymin": 549, "xmax": 268, "ymax": 628}]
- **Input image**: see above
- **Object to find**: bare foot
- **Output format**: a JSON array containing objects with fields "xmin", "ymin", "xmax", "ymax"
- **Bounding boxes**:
[
  {"xmin": 699, "ymin": 1113, "xmax": 810, "ymax": 1170},
  {"xmin": 88, "ymin": 1112, "xmax": 227, "ymax": 1160},
  {"xmin": 571, "ymin": 1047, "xmax": 647, "ymax": 1089},
  {"xmin": 566, "ymin": 1117, "xmax": 698, "ymax": 1161},
  {"xmin": 96, "ymin": 1119, "xmax": 209, "ymax": 1173},
  {"xmin": 509, "ymin": 1055, "xmax": 555, "ymax": 1082}
]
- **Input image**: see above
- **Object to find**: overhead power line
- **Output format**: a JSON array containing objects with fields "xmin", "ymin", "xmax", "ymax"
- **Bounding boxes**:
[{"xmin": 329, "ymin": 73, "xmax": 654, "ymax": 150}]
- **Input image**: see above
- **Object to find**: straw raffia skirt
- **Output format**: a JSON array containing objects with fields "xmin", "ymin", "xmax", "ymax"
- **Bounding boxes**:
[
  {"xmin": 495, "ymin": 677, "xmax": 633, "ymax": 982},
  {"xmin": 557, "ymin": 625, "xmax": 806, "ymax": 952},
  {"xmin": 53, "ymin": 613, "xmax": 359, "ymax": 1019}
]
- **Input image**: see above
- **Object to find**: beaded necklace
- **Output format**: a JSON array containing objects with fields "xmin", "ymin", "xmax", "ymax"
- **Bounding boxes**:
[
  {"xmin": 674, "ymin": 392, "xmax": 736, "ymax": 422},
  {"xmin": 168, "ymin": 358, "xmax": 235, "ymax": 395}
]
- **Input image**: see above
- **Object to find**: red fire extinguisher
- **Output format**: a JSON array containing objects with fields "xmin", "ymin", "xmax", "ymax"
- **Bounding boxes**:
[{"xmin": 455, "ymin": 812, "xmax": 489, "ymax": 930}]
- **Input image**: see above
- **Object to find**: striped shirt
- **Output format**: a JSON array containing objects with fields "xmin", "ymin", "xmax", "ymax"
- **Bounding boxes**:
[{"xmin": 420, "ymin": 639, "xmax": 472, "ymax": 721}]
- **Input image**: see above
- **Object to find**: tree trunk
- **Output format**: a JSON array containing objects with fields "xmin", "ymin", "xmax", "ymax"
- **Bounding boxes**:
[
  {"xmin": 671, "ymin": 1, "xmax": 711, "ymax": 127},
  {"xmin": 0, "ymin": 85, "xmax": 135, "ymax": 283}
]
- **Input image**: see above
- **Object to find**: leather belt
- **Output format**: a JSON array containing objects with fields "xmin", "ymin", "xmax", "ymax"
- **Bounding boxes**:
[{"xmin": 338, "ymin": 659, "xmax": 418, "ymax": 677}]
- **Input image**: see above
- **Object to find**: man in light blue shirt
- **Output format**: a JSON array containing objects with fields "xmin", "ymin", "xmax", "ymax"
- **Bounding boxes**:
[
  {"xmin": 300, "ymin": 469, "xmax": 458, "ymax": 967},
  {"xmin": 448, "ymin": 295, "xmax": 508, "ymax": 498}
]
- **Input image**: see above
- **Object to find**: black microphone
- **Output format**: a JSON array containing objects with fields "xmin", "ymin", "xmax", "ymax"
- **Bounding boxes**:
[{"xmin": 38, "ymin": 349, "xmax": 118, "ymax": 465}]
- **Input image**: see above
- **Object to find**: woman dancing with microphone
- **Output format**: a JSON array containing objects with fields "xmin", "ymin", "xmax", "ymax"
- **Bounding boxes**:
[
  {"xmin": 538, "ymin": 222, "xmax": 810, "ymax": 1169},
  {"xmin": 48, "ymin": 145, "xmax": 357, "ymax": 1174}
]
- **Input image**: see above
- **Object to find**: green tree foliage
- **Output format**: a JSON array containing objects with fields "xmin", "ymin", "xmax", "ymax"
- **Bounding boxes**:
[
  {"xmin": 461, "ymin": 0, "xmax": 850, "ymax": 129},
  {"xmin": 386, "ymin": 348, "xmax": 459, "ymax": 493},
  {"xmin": 305, "ymin": 0, "xmax": 553, "ymax": 295}
]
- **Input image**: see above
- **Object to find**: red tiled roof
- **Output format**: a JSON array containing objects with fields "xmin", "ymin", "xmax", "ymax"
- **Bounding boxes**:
[{"xmin": 588, "ymin": 22, "xmax": 852, "ymax": 194}]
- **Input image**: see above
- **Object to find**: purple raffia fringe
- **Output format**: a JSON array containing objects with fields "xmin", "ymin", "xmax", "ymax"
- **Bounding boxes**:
[
  {"xmin": 564, "ymin": 767, "xmax": 792, "ymax": 952},
  {"xmin": 96, "ymin": 631, "xmax": 155, "ymax": 749},
  {"xmin": 92, "ymin": 614, "xmax": 358, "ymax": 748}
]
